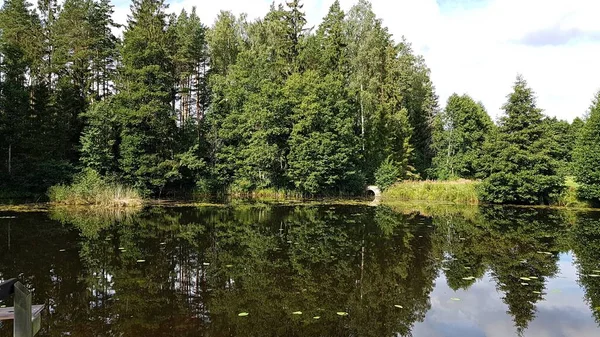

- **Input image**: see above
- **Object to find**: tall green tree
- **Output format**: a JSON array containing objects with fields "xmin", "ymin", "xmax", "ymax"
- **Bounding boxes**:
[
  {"xmin": 541, "ymin": 117, "xmax": 575, "ymax": 177},
  {"xmin": 479, "ymin": 76, "xmax": 564, "ymax": 204},
  {"xmin": 284, "ymin": 2, "xmax": 362, "ymax": 194},
  {"xmin": 573, "ymin": 91, "xmax": 600, "ymax": 204},
  {"xmin": 207, "ymin": 2, "xmax": 307, "ymax": 192},
  {"xmin": 432, "ymin": 94, "xmax": 494, "ymax": 179},
  {"xmin": 172, "ymin": 8, "xmax": 208, "ymax": 130},
  {"xmin": 0, "ymin": 0, "xmax": 74, "ymax": 192},
  {"xmin": 113, "ymin": 0, "xmax": 177, "ymax": 192},
  {"xmin": 345, "ymin": 0, "xmax": 416, "ymax": 182}
]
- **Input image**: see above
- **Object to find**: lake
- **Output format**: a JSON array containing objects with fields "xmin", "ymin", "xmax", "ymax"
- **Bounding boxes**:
[{"xmin": 1, "ymin": 203, "xmax": 600, "ymax": 336}]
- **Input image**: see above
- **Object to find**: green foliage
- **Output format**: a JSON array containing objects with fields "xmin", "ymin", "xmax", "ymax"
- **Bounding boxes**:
[
  {"xmin": 432, "ymin": 94, "xmax": 494, "ymax": 179},
  {"xmin": 80, "ymin": 99, "xmax": 120, "ymax": 175},
  {"xmin": 542, "ymin": 117, "xmax": 577, "ymax": 177},
  {"xmin": 555, "ymin": 176, "xmax": 591, "ymax": 208},
  {"xmin": 375, "ymin": 157, "xmax": 401, "ymax": 191},
  {"xmin": 383, "ymin": 179, "xmax": 480, "ymax": 204},
  {"xmin": 479, "ymin": 76, "xmax": 564, "ymax": 205},
  {"xmin": 4, "ymin": 0, "xmax": 591, "ymax": 201},
  {"xmin": 0, "ymin": 0, "xmax": 118, "ymax": 196},
  {"xmin": 345, "ymin": 1, "xmax": 428, "ymax": 180},
  {"xmin": 286, "ymin": 71, "xmax": 362, "ymax": 195},
  {"xmin": 48, "ymin": 168, "xmax": 142, "ymax": 206},
  {"xmin": 574, "ymin": 91, "xmax": 600, "ymax": 204}
]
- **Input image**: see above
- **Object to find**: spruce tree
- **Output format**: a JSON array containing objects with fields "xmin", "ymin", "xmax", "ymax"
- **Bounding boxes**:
[
  {"xmin": 479, "ymin": 76, "xmax": 563, "ymax": 204},
  {"xmin": 115, "ymin": 0, "xmax": 177, "ymax": 192},
  {"xmin": 573, "ymin": 91, "xmax": 600, "ymax": 203}
]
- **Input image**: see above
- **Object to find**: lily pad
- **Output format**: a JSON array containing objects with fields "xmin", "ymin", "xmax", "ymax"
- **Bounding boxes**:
[
  {"xmin": 394, "ymin": 305, "xmax": 403, "ymax": 308},
  {"xmin": 336, "ymin": 312, "xmax": 349, "ymax": 316},
  {"xmin": 292, "ymin": 311, "xmax": 302, "ymax": 315},
  {"xmin": 238, "ymin": 312, "xmax": 249, "ymax": 317}
]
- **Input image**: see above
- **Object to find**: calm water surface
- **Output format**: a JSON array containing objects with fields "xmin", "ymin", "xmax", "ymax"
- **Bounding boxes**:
[{"xmin": 1, "ymin": 204, "xmax": 600, "ymax": 336}]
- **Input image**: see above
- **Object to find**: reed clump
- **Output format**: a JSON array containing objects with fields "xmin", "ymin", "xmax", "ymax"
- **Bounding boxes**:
[{"xmin": 48, "ymin": 169, "xmax": 142, "ymax": 207}]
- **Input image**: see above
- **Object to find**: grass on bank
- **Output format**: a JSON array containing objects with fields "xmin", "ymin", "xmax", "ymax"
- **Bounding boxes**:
[
  {"xmin": 383, "ymin": 176, "xmax": 593, "ymax": 209},
  {"xmin": 48, "ymin": 169, "xmax": 142, "ymax": 207},
  {"xmin": 383, "ymin": 179, "xmax": 480, "ymax": 205}
]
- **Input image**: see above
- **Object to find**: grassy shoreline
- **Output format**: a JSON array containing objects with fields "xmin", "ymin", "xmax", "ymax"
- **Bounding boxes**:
[
  {"xmin": 382, "ymin": 178, "xmax": 593, "ymax": 209},
  {"xmin": 383, "ymin": 179, "xmax": 480, "ymax": 205}
]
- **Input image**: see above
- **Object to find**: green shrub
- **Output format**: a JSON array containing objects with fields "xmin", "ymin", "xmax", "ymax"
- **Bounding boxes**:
[
  {"xmin": 554, "ymin": 177, "xmax": 592, "ymax": 208},
  {"xmin": 48, "ymin": 169, "xmax": 142, "ymax": 206},
  {"xmin": 375, "ymin": 157, "xmax": 401, "ymax": 191}
]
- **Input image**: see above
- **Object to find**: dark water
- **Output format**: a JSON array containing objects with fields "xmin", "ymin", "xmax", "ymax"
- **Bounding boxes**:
[{"xmin": 1, "ymin": 204, "xmax": 600, "ymax": 337}]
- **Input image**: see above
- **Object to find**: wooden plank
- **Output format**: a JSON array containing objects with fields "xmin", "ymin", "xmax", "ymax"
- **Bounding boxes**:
[{"xmin": 0, "ymin": 305, "xmax": 43, "ymax": 321}]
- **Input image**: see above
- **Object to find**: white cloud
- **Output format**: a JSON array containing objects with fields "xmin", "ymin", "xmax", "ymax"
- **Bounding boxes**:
[{"xmin": 110, "ymin": 0, "xmax": 600, "ymax": 121}]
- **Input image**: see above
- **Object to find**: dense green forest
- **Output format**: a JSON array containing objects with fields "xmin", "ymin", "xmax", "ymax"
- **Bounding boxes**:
[{"xmin": 0, "ymin": 0, "xmax": 598, "ymax": 204}]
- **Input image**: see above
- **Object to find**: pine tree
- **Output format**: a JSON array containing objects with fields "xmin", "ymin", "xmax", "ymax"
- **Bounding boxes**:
[
  {"xmin": 89, "ymin": 0, "xmax": 119, "ymax": 100},
  {"xmin": 573, "ymin": 91, "xmax": 600, "ymax": 203},
  {"xmin": 173, "ymin": 8, "xmax": 208, "ymax": 131},
  {"xmin": 479, "ymin": 76, "xmax": 564, "ymax": 204},
  {"xmin": 0, "ymin": 0, "xmax": 67, "ymax": 191}
]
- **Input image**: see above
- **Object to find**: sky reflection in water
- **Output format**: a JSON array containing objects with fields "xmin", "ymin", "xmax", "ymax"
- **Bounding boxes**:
[{"xmin": 0, "ymin": 204, "xmax": 599, "ymax": 337}]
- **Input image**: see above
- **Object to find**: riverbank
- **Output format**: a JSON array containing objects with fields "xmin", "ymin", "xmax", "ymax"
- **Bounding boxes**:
[
  {"xmin": 383, "ymin": 180, "xmax": 480, "ymax": 205},
  {"xmin": 382, "ymin": 177, "xmax": 592, "ymax": 209}
]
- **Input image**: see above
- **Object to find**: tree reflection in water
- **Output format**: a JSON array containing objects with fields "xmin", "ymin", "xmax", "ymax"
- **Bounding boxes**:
[{"xmin": 0, "ymin": 204, "xmax": 599, "ymax": 336}]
